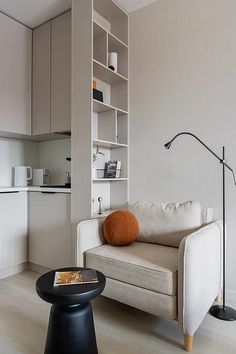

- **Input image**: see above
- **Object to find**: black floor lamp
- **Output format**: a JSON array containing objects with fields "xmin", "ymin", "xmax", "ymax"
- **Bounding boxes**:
[{"xmin": 164, "ymin": 131, "xmax": 236, "ymax": 321}]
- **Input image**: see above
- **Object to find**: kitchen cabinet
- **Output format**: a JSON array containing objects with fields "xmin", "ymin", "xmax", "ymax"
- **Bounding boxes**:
[
  {"xmin": 0, "ymin": 13, "xmax": 31, "ymax": 135},
  {"xmin": 32, "ymin": 11, "xmax": 71, "ymax": 136},
  {"xmin": 51, "ymin": 11, "xmax": 71, "ymax": 133},
  {"xmin": 28, "ymin": 192, "xmax": 71, "ymax": 269},
  {"xmin": 32, "ymin": 22, "xmax": 51, "ymax": 135},
  {"xmin": 0, "ymin": 192, "xmax": 27, "ymax": 275}
]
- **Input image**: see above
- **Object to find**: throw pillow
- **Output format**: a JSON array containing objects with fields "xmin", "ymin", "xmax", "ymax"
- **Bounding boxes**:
[{"xmin": 103, "ymin": 210, "xmax": 139, "ymax": 246}]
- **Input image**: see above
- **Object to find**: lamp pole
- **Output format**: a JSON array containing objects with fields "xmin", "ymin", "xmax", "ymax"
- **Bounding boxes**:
[{"xmin": 164, "ymin": 132, "xmax": 236, "ymax": 321}]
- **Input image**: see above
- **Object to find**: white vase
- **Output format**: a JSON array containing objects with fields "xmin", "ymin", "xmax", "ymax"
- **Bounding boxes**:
[{"xmin": 108, "ymin": 52, "xmax": 118, "ymax": 72}]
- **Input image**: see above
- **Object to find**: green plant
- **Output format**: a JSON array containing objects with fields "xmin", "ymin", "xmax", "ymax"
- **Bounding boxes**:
[{"xmin": 93, "ymin": 145, "xmax": 105, "ymax": 163}]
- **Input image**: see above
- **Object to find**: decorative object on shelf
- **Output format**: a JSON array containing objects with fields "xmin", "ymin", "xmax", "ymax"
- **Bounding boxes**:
[
  {"xmin": 103, "ymin": 210, "xmax": 139, "ymax": 246},
  {"xmin": 108, "ymin": 52, "xmax": 118, "ymax": 72},
  {"xmin": 93, "ymin": 76, "xmax": 103, "ymax": 102},
  {"xmin": 96, "ymin": 169, "xmax": 105, "ymax": 179},
  {"xmin": 92, "ymin": 146, "xmax": 105, "ymax": 179},
  {"xmin": 93, "ymin": 88, "xmax": 103, "ymax": 102},
  {"xmin": 104, "ymin": 160, "xmax": 122, "ymax": 178},
  {"xmin": 164, "ymin": 131, "xmax": 236, "ymax": 321},
  {"xmin": 98, "ymin": 197, "xmax": 103, "ymax": 215}
]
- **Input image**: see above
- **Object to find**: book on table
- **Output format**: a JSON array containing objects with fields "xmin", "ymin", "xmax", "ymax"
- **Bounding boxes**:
[{"xmin": 54, "ymin": 270, "xmax": 98, "ymax": 286}]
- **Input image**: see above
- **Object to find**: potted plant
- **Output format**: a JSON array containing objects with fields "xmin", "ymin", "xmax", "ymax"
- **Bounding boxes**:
[{"xmin": 92, "ymin": 146, "xmax": 105, "ymax": 178}]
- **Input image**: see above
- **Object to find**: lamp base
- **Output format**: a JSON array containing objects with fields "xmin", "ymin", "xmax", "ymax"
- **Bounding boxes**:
[{"xmin": 210, "ymin": 305, "xmax": 236, "ymax": 321}]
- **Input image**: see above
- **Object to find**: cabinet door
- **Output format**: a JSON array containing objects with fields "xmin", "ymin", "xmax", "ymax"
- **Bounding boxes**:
[
  {"xmin": 28, "ymin": 192, "xmax": 71, "ymax": 269},
  {"xmin": 0, "ymin": 14, "xmax": 31, "ymax": 135},
  {"xmin": 32, "ymin": 22, "xmax": 51, "ymax": 135},
  {"xmin": 0, "ymin": 192, "xmax": 27, "ymax": 271},
  {"xmin": 51, "ymin": 11, "xmax": 71, "ymax": 133}
]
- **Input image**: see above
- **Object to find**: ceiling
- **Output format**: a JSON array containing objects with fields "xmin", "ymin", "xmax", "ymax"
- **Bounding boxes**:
[
  {"xmin": 0, "ymin": 0, "xmax": 158, "ymax": 28},
  {"xmin": 116, "ymin": 0, "xmax": 157, "ymax": 14}
]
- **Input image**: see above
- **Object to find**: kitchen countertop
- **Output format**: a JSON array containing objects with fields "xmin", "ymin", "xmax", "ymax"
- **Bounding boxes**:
[{"xmin": 0, "ymin": 186, "xmax": 71, "ymax": 194}]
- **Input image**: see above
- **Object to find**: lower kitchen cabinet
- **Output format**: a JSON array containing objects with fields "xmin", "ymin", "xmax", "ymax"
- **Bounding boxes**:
[
  {"xmin": 28, "ymin": 192, "xmax": 71, "ymax": 269},
  {"xmin": 0, "ymin": 192, "xmax": 27, "ymax": 275}
]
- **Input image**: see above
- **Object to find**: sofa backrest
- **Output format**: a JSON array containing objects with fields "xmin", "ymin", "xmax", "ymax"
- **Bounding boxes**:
[{"xmin": 125, "ymin": 201, "xmax": 213, "ymax": 248}]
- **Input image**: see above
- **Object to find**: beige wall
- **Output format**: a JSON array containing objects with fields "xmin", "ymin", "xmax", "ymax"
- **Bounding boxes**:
[{"xmin": 129, "ymin": 0, "xmax": 236, "ymax": 294}]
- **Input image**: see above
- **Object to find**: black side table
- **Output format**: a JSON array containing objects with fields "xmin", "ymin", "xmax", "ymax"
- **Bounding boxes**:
[{"xmin": 36, "ymin": 267, "xmax": 106, "ymax": 354}]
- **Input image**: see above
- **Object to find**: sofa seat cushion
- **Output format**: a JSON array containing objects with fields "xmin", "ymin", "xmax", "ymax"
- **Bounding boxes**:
[{"xmin": 86, "ymin": 242, "xmax": 178, "ymax": 296}]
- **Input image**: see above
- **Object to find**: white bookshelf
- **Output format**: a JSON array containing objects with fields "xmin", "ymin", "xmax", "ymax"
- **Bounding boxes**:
[
  {"xmin": 93, "ymin": 178, "xmax": 128, "ymax": 182},
  {"xmin": 93, "ymin": 139, "xmax": 128, "ymax": 149},
  {"xmin": 93, "ymin": 99, "xmax": 128, "ymax": 114},
  {"xmin": 73, "ymin": 0, "xmax": 129, "ymax": 219}
]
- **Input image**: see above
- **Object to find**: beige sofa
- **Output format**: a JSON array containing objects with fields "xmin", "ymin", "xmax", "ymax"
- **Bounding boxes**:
[{"xmin": 77, "ymin": 201, "xmax": 222, "ymax": 352}]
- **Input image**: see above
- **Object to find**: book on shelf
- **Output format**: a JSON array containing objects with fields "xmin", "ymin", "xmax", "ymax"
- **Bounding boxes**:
[
  {"xmin": 104, "ymin": 160, "xmax": 122, "ymax": 178},
  {"xmin": 53, "ymin": 270, "xmax": 98, "ymax": 286}
]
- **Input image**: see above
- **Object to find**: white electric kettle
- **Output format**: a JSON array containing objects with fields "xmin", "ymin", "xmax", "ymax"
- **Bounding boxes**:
[{"xmin": 14, "ymin": 166, "xmax": 32, "ymax": 187}]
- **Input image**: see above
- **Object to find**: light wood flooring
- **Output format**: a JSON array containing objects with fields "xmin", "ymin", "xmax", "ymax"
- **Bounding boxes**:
[{"xmin": 0, "ymin": 271, "xmax": 235, "ymax": 354}]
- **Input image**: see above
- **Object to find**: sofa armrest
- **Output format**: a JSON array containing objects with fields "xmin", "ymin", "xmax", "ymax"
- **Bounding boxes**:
[
  {"xmin": 76, "ymin": 218, "xmax": 105, "ymax": 267},
  {"xmin": 178, "ymin": 220, "xmax": 222, "ymax": 336}
]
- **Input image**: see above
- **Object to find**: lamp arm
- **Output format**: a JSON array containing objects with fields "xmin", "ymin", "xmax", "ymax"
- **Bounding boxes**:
[
  {"xmin": 168, "ymin": 132, "xmax": 223, "ymax": 162},
  {"xmin": 224, "ymin": 162, "xmax": 236, "ymax": 186},
  {"xmin": 167, "ymin": 131, "xmax": 236, "ymax": 186}
]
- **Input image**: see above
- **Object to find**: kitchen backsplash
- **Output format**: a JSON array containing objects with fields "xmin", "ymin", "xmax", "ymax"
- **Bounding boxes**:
[
  {"xmin": 0, "ymin": 137, "xmax": 71, "ymax": 186},
  {"xmin": 38, "ymin": 139, "xmax": 71, "ymax": 185}
]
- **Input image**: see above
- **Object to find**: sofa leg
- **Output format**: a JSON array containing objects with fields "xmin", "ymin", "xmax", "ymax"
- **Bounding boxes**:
[
  {"xmin": 216, "ymin": 291, "xmax": 222, "ymax": 303},
  {"xmin": 184, "ymin": 335, "xmax": 193, "ymax": 352}
]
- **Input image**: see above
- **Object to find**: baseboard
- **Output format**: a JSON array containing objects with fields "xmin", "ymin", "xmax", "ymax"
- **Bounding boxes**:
[
  {"xmin": 27, "ymin": 262, "xmax": 51, "ymax": 274},
  {"xmin": 0, "ymin": 263, "xmax": 27, "ymax": 279},
  {"xmin": 226, "ymin": 289, "xmax": 236, "ymax": 303}
]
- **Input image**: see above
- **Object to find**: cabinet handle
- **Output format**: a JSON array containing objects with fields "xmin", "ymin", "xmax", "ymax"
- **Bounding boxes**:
[
  {"xmin": 41, "ymin": 192, "xmax": 56, "ymax": 194},
  {"xmin": 0, "ymin": 191, "xmax": 19, "ymax": 194}
]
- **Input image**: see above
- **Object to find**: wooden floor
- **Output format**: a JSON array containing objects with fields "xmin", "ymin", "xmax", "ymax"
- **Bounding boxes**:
[{"xmin": 0, "ymin": 271, "xmax": 235, "ymax": 354}]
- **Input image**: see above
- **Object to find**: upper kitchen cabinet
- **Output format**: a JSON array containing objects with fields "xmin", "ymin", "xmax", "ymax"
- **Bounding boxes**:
[
  {"xmin": 0, "ymin": 13, "xmax": 31, "ymax": 135},
  {"xmin": 51, "ymin": 11, "xmax": 71, "ymax": 133},
  {"xmin": 32, "ymin": 11, "xmax": 71, "ymax": 136},
  {"xmin": 32, "ymin": 22, "xmax": 51, "ymax": 135}
]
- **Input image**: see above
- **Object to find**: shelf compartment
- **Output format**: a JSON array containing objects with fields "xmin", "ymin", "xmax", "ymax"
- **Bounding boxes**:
[
  {"xmin": 93, "ymin": 20, "xmax": 128, "ymax": 49},
  {"xmin": 117, "ymin": 113, "xmax": 128, "ymax": 145},
  {"xmin": 93, "ymin": 22, "xmax": 107, "ymax": 66},
  {"xmin": 92, "ymin": 178, "xmax": 128, "ymax": 216},
  {"xmin": 93, "ymin": 0, "xmax": 128, "ymax": 45},
  {"xmin": 93, "ymin": 110, "xmax": 116, "ymax": 143},
  {"xmin": 93, "ymin": 59, "xmax": 128, "ymax": 84},
  {"xmin": 93, "ymin": 139, "xmax": 127, "ymax": 149},
  {"xmin": 108, "ymin": 33, "xmax": 128, "ymax": 78},
  {"xmin": 93, "ymin": 60, "xmax": 128, "ymax": 112},
  {"xmin": 93, "ymin": 99, "xmax": 128, "ymax": 114}
]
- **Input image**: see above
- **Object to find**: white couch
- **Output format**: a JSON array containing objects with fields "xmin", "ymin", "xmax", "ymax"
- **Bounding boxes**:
[{"xmin": 77, "ymin": 201, "xmax": 222, "ymax": 352}]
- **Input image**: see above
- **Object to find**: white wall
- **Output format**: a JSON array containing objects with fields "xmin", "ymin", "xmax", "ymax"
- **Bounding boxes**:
[
  {"xmin": 0, "ymin": 138, "xmax": 38, "ymax": 186},
  {"xmin": 130, "ymin": 0, "xmax": 236, "ymax": 293},
  {"xmin": 38, "ymin": 138, "xmax": 71, "ymax": 185},
  {"xmin": 0, "ymin": 138, "xmax": 71, "ymax": 186}
]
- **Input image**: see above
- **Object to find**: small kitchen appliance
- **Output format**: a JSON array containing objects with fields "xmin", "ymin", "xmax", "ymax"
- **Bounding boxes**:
[
  {"xmin": 14, "ymin": 166, "xmax": 32, "ymax": 187},
  {"xmin": 32, "ymin": 169, "xmax": 50, "ymax": 186}
]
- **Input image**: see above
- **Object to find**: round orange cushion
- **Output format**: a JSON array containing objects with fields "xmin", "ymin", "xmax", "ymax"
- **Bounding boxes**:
[{"xmin": 103, "ymin": 210, "xmax": 139, "ymax": 246}]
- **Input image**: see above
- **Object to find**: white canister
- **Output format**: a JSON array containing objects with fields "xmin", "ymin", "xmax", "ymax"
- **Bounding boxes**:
[
  {"xmin": 14, "ymin": 166, "xmax": 32, "ymax": 187},
  {"xmin": 108, "ymin": 52, "xmax": 118, "ymax": 73}
]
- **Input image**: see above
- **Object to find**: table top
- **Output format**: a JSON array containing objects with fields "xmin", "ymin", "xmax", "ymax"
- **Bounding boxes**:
[{"xmin": 36, "ymin": 267, "xmax": 106, "ymax": 306}]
